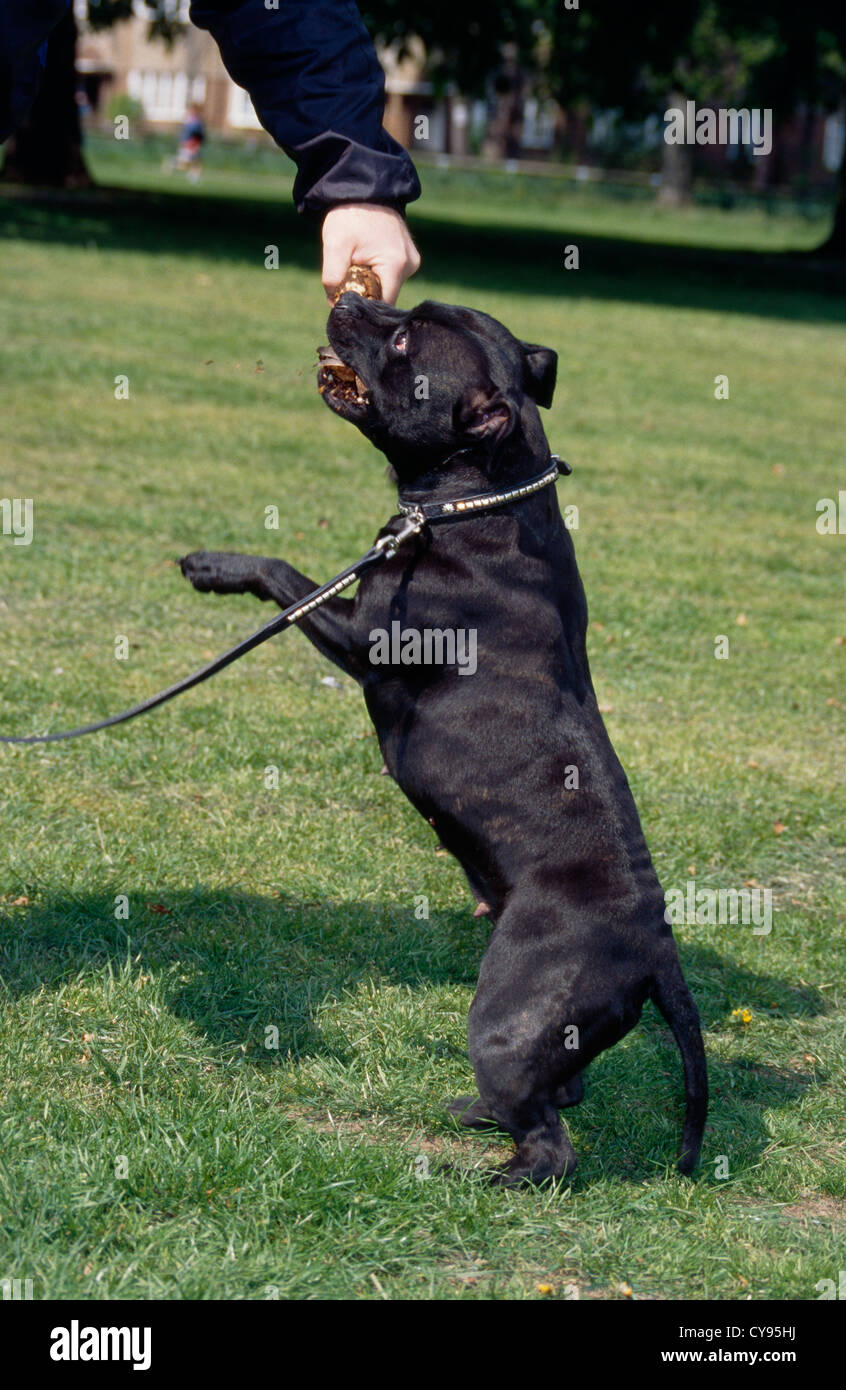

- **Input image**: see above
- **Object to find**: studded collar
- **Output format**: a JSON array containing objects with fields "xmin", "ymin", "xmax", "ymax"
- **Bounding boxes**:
[{"xmin": 397, "ymin": 456, "xmax": 568, "ymax": 524}]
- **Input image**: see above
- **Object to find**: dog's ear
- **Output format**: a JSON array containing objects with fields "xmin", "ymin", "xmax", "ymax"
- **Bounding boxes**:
[
  {"xmin": 455, "ymin": 383, "xmax": 515, "ymax": 443},
  {"xmin": 520, "ymin": 343, "xmax": 557, "ymax": 408}
]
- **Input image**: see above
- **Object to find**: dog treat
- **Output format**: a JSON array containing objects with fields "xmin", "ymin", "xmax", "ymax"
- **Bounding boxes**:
[
  {"xmin": 317, "ymin": 265, "xmax": 381, "ymax": 410},
  {"xmin": 330, "ymin": 264, "xmax": 382, "ymax": 306}
]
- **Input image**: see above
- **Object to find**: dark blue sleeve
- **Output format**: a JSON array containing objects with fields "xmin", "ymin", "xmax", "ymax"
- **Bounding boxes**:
[
  {"xmin": 0, "ymin": 0, "xmax": 72, "ymax": 142},
  {"xmin": 188, "ymin": 0, "xmax": 421, "ymax": 215}
]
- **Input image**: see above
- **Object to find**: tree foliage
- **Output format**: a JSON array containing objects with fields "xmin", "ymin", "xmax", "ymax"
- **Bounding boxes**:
[
  {"xmin": 87, "ymin": 0, "xmax": 184, "ymax": 46},
  {"xmin": 361, "ymin": 0, "xmax": 843, "ymax": 115}
]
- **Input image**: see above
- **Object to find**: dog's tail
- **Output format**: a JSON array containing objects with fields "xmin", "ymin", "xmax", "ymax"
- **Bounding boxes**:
[{"xmin": 651, "ymin": 952, "xmax": 708, "ymax": 1175}]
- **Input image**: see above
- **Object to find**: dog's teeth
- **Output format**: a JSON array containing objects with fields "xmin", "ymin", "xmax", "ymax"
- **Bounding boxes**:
[
  {"xmin": 473, "ymin": 900, "xmax": 491, "ymax": 918},
  {"xmin": 354, "ymin": 374, "xmax": 366, "ymax": 394}
]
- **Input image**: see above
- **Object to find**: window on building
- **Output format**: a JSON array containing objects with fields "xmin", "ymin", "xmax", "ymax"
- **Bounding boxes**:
[{"xmin": 127, "ymin": 67, "xmax": 193, "ymax": 122}]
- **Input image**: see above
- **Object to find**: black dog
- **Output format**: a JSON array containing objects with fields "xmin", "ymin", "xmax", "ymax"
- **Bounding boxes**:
[{"xmin": 180, "ymin": 294, "xmax": 707, "ymax": 1185}]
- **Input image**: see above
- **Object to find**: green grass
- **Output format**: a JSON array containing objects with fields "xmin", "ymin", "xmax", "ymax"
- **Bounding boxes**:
[{"xmin": 0, "ymin": 143, "xmax": 844, "ymax": 1301}]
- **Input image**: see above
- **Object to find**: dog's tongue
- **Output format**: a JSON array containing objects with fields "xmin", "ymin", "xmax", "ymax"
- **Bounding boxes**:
[
  {"xmin": 317, "ymin": 344, "xmax": 346, "ymax": 369},
  {"xmin": 316, "ymin": 345, "xmax": 367, "ymax": 396}
]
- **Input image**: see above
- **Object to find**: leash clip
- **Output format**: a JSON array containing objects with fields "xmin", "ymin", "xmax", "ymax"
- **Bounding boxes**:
[{"xmin": 375, "ymin": 507, "xmax": 426, "ymax": 558}]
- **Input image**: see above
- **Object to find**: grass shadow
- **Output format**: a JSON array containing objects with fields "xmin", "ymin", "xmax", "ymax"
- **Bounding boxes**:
[
  {"xmin": 0, "ymin": 891, "xmax": 829, "ymax": 1181},
  {"xmin": 1, "ymin": 184, "xmax": 844, "ymax": 326}
]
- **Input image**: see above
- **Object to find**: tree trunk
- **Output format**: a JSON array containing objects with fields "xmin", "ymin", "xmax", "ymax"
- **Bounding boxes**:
[
  {"xmin": 1, "ymin": 9, "xmax": 92, "ymax": 188},
  {"xmin": 658, "ymin": 89, "xmax": 692, "ymax": 206},
  {"xmin": 817, "ymin": 113, "xmax": 846, "ymax": 258},
  {"xmin": 484, "ymin": 58, "xmax": 524, "ymax": 161}
]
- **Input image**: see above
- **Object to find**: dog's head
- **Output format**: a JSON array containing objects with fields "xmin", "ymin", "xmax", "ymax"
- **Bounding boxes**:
[{"xmin": 318, "ymin": 296, "xmax": 557, "ymax": 481}]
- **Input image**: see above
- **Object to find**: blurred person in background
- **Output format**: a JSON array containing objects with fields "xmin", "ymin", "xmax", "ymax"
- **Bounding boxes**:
[{"xmin": 169, "ymin": 102, "xmax": 205, "ymax": 182}]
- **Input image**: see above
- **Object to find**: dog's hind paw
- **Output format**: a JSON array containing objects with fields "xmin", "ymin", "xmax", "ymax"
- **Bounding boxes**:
[
  {"xmin": 446, "ymin": 1095, "xmax": 500, "ymax": 1130},
  {"xmin": 490, "ymin": 1149, "xmax": 578, "ymax": 1189}
]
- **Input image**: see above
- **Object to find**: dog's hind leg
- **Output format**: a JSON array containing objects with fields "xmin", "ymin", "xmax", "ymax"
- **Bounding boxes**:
[
  {"xmin": 464, "ymin": 902, "xmax": 586, "ymax": 1184},
  {"xmin": 489, "ymin": 1098, "xmax": 577, "ymax": 1187},
  {"xmin": 450, "ymin": 1068, "xmax": 583, "ymax": 1126},
  {"xmin": 451, "ymin": 1088, "xmax": 577, "ymax": 1184},
  {"xmin": 468, "ymin": 1027, "xmax": 579, "ymax": 1184},
  {"xmin": 554, "ymin": 1072, "xmax": 584, "ymax": 1107},
  {"xmin": 448, "ymin": 1071, "xmax": 583, "ymax": 1130}
]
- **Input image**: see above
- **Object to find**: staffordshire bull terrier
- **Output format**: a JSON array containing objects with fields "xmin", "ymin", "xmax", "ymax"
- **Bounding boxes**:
[{"xmin": 180, "ymin": 293, "xmax": 708, "ymax": 1185}]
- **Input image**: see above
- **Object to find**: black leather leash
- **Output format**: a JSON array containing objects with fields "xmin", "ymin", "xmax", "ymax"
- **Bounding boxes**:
[
  {"xmin": 0, "ymin": 516, "xmax": 423, "ymax": 747},
  {"xmin": 0, "ymin": 460, "xmax": 564, "ymax": 747}
]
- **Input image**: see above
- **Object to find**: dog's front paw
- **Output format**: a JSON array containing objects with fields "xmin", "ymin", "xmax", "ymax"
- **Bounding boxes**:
[
  {"xmin": 179, "ymin": 551, "xmax": 224, "ymax": 593},
  {"xmin": 179, "ymin": 551, "xmax": 253, "ymax": 595}
]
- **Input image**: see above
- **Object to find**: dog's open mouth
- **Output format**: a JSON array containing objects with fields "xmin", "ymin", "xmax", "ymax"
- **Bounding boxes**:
[{"xmin": 317, "ymin": 345, "xmax": 370, "ymax": 415}]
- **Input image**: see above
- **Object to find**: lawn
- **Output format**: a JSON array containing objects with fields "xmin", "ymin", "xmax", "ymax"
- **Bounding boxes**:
[{"xmin": 0, "ymin": 139, "xmax": 844, "ymax": 1301}]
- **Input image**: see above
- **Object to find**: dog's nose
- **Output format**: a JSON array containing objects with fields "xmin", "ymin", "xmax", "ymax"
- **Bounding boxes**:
[
  {"xmin": 334, "ymin": 290, "xmax": 368, "ymax": 314},
  {"xmin": 332, "ymin": 292, "xmax": 402, "ymax": 325},
  {"xmin": 329, "ymin": 292, "xmax": 374, "ymax": 334}
]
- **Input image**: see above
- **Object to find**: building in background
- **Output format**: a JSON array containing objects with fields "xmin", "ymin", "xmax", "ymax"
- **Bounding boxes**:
[
  {"xmin": 76, "ymin": 10, "xmax": 257, "ymax": 133},
  {"xmin": 74, "ymin": 10, "xmax": 440, "ymax": 143}
]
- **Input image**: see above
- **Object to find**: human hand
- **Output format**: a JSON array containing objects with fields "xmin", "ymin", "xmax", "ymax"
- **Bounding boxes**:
[{"xmin": 321, "ymin": 204, "xmax": 420, "ymax": 306}]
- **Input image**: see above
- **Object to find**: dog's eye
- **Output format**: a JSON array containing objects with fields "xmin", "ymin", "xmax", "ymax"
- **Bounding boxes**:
[{"xmin": 392, "ymin": 330, "xmax": 408, "ymax": 354}]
